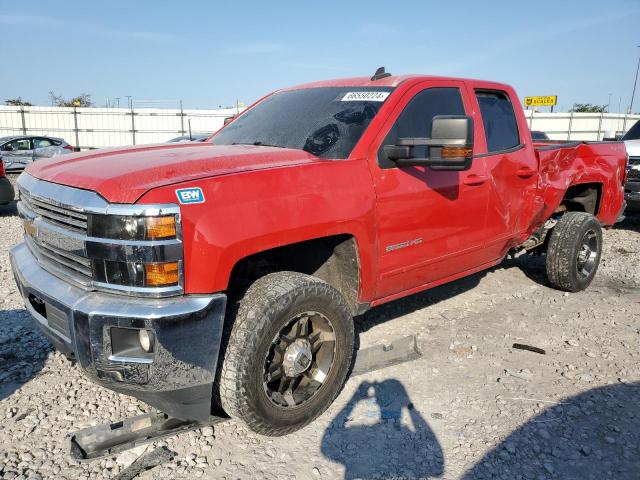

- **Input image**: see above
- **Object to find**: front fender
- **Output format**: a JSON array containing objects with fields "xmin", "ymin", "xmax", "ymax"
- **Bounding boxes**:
[{"xmin": 138, "ymin": 159, "xmax": 379, "ymax": 302}]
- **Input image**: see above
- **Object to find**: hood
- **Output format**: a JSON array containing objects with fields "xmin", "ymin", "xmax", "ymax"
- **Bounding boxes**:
[
  {"xmin": 25, "ymin": 143, "xmax": 320, "ymax": 203},
  {"xmin": 624, "ymin": 139, "xmax": 640, "ymax": 157}
]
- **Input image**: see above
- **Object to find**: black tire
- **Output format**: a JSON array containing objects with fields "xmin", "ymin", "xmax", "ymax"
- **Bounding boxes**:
[
  {"xmin": 215, "ymin": 271, "xmax": 354, "ymax": 436},
  {"xmin": 546, "ymin": 212, "xmax": 602, "ymax": 292}
]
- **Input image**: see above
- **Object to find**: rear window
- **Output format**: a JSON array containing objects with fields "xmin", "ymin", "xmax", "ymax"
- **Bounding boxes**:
[
  {"xmin": 213, "ymin": 87, "xmax": 394, "ymax": 159},
  {"xmin": 476, "ymin": 91, "xmax": 520, "ymax": 152}
]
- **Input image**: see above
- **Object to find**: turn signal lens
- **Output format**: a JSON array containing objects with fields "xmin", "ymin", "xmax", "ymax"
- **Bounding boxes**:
[
  {"xmin": 146, "ymin": 216, "xmax": 177, "ymax": 239},
  {"xmin": 441, "ymin": 146, "xmax": 473, "ymax": 159},
  {"xmin": 144, "ymin": 262, "xmax": 180, "ymax": 287}
]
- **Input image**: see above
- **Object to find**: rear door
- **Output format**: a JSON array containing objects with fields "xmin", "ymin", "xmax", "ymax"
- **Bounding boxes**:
[
  {"xmin": 469, "ymin": 88, "xmax": 539, "ymax": 260},
  {"xmin": 368, "ymin": 80, "xmax": 492, "ymax": 300}
]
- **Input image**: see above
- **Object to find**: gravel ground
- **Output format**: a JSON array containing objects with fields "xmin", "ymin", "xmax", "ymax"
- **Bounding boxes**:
[{"xmin": 0, "ymin": 185, "xmax": 639, "ymax": 479}]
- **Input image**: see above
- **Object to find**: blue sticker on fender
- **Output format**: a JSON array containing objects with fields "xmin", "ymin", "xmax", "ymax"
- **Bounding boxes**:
[{"xmin": 176, "ymin": 187, "xmax": 205, "ymax": 204}]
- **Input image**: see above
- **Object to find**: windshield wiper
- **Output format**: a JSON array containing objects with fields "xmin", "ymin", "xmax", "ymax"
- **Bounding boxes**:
[{"xmin": 231, "ymin": 141, "xmax": 287, "ymax": 148}]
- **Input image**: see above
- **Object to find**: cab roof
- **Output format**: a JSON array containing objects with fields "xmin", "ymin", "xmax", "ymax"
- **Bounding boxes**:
[{"xmin": 281, "ymin": 74, "xmax": 514, "ymax": 94}]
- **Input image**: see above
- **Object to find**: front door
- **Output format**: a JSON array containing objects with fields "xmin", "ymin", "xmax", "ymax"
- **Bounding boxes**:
[{"xmin": 368, "ymin": 81, "xmax": 491, "ymax": 300}]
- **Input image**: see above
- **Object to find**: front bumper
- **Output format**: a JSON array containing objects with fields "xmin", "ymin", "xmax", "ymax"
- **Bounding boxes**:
[
  {"xmin": 10, "ymin": 241, "xmax": 226, "ymax": 421},
  {"xmin": 624, "ymin": 181, "xmax": 640, "ymax": 211}
]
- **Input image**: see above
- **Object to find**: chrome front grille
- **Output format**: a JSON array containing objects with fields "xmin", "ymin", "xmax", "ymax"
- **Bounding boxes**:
[
  {"xmin": 18, "ymin": 183, "xmax": 93, "ymax": 287},
  {"xmin": 25, "ymin": 235, "xmax": 92, "ymax": 279},
  {"xmin": 20, "ymin": 188, "xmax": 88, "ymax": 233}
]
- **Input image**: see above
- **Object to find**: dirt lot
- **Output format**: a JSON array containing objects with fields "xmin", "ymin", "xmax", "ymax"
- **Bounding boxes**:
[{"xmin": 0, "ymin": 186, "xmax": 639, "ymax": 479}]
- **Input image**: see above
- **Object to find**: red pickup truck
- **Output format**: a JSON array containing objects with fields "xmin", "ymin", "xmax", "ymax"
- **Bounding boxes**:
[{"xmin": 10, "ymin": 70, "xmax": 627, "ymax": 436}]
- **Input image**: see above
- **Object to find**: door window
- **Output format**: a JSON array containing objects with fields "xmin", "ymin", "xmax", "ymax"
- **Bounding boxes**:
[
  {"xmin": 33, "ymin": 138, "xmax": 53, "ymax": 149},
  {"xmin": 378, "ymin": 88, "xmax": 465, "ymax": 168},
  {"xmin": 475, "ymin": 91, "xmax": 520, "ymax": 152},
  {"xmin": 4, "ymin": 138, "xmax": 31, "ymax": 151}
]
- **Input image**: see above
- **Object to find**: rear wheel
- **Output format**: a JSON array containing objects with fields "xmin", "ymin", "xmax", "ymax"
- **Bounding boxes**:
[
  {"xmin": 545, "ymin": 212, "xmax": 602, "ymax": 292},
  {"xmin": 215, "ymin": 272, "xmax": 354, "ymax": 436}
]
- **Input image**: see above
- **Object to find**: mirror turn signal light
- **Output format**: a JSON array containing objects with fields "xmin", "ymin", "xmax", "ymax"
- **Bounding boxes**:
[
  {"xmin": 441, "ymin": 146, "xmax": 473, "ymax": 159},
  {"xmin": 146, "ymin": 216, "xmax": 177, "ymax": 239},
  {"xmin": 144, "ymin": 262, "xmax": 180, "ymax": 286}
]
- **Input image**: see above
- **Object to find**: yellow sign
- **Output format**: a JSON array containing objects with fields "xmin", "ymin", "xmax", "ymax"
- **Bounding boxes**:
[{"xmin": 524, "ymin": 95, "xmax": 557, "ymax": 107}]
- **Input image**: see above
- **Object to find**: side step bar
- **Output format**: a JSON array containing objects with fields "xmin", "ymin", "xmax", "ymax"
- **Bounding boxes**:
[
  {"xmin": 70, "ymin": 412, "xmax": 228, "ymax": 460},
  {"xmin": 70, "ymin": 335, "xmax": 421, "ymax": 460}
]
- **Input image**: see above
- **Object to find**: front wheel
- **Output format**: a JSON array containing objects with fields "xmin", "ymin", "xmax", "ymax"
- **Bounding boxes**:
[
  {"xmin": 545, "ymin": 212, "xmax": 603, "ymax": 292},
  {"xmin": 215, "ymin": 272, "xmax": 354, "ymax": 436}
]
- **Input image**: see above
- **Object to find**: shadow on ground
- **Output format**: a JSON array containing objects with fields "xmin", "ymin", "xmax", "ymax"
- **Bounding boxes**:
[
  {"xmin": 0, "ymin": 309, "xmax": 51, "ymax": 402},
  {"xmin": 462, "ymin": 383, "xmax": 640, "ymax": 480},
  {"xmin": 615, "ymin": 211, "xmax": 640, "ymax": 232},
  {"xmin": 321, "ymin": 379, "xmax": 444, "ymax": 480}
]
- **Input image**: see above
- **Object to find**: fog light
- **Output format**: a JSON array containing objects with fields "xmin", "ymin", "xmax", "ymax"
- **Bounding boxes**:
[{"xmin": 138, "ymin": 329, "xmax": 153, "ymax": 353}]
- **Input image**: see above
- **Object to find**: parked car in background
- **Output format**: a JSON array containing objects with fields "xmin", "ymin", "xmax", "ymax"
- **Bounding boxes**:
[
  {"xmin": 0, "ymin": 159, "xmax": 15, "ymax": 205},
  {"xmin": 167, "ymin": 134, "xmax": 211, "ymax": 143},
  {"xmin": 531, "ymin": 130, "xmax": 550, "ymax": 141},
  {"xmin": 0, "ymin": 136, "xmax": 74, "ymax": 172},
  {"xmin": 622, "ymin": 120, "xmax": 640, "ymax": 210}
]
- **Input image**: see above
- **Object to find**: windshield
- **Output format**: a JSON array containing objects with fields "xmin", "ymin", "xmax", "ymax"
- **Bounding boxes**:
[
  {"xmin": 622, "ymin": 120, "xmax": 640, "ymax": 141},
  {"xmin": 212, "ymin": 87, "xmax": 394, "ymax": 158}
]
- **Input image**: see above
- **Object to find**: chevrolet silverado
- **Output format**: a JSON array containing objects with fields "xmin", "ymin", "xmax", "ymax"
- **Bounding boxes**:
[{"xmin": 10, "ymin": 69, "xmax": 627, "ymax": 435}]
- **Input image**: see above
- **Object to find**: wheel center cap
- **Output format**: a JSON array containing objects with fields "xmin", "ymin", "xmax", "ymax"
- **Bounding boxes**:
[{"xmin": 283, "ymin": 339, "xmax": 312, "ymax": 377}]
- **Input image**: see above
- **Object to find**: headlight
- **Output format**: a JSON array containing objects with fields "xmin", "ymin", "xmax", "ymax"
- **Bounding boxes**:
[
  {"xmin": 92, "ymin": 259, "xmax": 182, "ymax": 289},
  {"xmin": 88, "ymin": 214, "xmax": 177, "ymax": 240},
  {"xmin": 87, "ymin": 213, "xmax": 182, "ymax": 291}
]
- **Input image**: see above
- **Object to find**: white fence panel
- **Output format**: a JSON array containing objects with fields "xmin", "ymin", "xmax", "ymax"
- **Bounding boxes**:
[
  {"xmin": 2, "ymin": 105, "xmax": 639, "ymax": 149},
  {"xmin": 525, "ymin": 111, "xmax": 640, "ymax": 141},
  {"xmin": 0, "ymin": 105, "xmax": 241, "ymax": 149}
]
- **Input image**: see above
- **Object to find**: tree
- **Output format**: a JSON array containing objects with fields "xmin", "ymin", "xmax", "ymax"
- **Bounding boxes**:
[
  {"xmin": 48, "ymin": 91, "xmax": 94, "ymax": 107},
  {"xmin": 4, "ymin": 97, "xmax": 33, "ymax": 106},
  {"xmin": 569, "ymin": 103, "xmax": 607, "ymax": 113}
]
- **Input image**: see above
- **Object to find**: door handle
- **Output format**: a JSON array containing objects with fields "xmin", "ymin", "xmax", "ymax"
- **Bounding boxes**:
[
  {"xmin": 463, "ymin": 174, "xmax": 489, "ymax": 186},
  {"xmin": 516, "ymin": 167, "xmax": 536, "ymax": 178}
]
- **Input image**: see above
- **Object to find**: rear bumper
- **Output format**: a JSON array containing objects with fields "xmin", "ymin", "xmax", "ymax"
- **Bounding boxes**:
[
  {"xmin": 0, "ymin": 176, "xmax": 14, "ymax": 205},
  {"xmin": 10, "ymin": 241, "xmax": 226, "ymax": 421}
]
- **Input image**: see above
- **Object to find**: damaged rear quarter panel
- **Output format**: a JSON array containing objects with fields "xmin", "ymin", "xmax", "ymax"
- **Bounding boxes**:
[{"xmin": 525, "ymin": 142, "xmax": 626, "ymax": 239}]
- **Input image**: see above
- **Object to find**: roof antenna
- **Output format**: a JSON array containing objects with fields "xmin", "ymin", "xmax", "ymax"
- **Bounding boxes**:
[{"xmin": 371, "ymin": 66, "xmax": 391, "ymax": 81}]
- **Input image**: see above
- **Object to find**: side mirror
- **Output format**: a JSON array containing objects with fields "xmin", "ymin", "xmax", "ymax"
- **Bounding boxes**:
[
  {"xmin": 384, "ymin": 115, "xmax": 474, "ymax": 171},
  {"xmin": 3, "ymin": 144, "xmax": 13, "ymax": 152}
]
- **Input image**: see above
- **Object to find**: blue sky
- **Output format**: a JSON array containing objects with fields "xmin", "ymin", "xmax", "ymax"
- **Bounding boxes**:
[{"xmin": 1, "ymin": 0, "xmax": 639, "ymax": 112}]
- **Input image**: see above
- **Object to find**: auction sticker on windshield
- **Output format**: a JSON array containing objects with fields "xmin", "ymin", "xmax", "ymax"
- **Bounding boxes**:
[{"xmin": 341, "ymin": 91, "xmax": 390, "ymax": 102}]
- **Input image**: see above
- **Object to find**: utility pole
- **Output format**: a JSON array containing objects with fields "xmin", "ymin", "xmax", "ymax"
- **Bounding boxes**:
[
  {"xmin": 628, "ymin": 45, "xmax": 640, "ymax": 114},
  {"xmin": 607, "ymin": 93, "xmax": 612, "ymax": 112}
]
